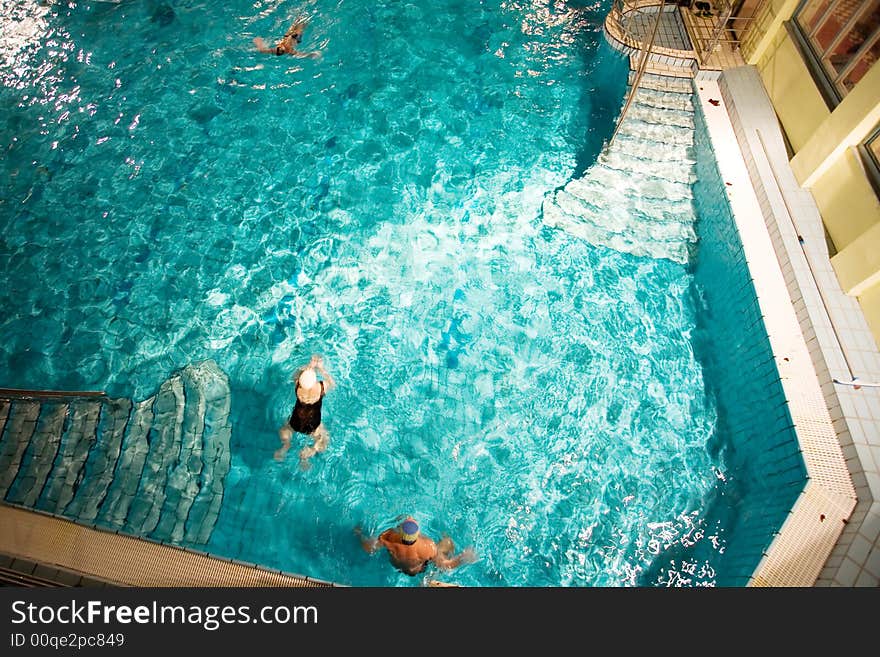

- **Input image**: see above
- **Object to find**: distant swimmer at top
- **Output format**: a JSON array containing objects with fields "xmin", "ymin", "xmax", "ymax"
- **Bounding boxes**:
[{"xmin": 254, "ymin": 17, "xmax": 322, "ymax": 59}]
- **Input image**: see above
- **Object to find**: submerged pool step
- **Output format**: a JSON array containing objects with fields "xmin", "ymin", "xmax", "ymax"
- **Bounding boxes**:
[
  {"xmin": 4, "ymin": 403, "xmax": 67, "ymax": 507},
  {"xmin": 0, "ymin": 360, "xmax": 232, "ymax": 547},
  {"xmin": 543, "ymin": 75, "xmax": 698, "ymax": 264},
  {"xmin": 0, "ymin": 401, "xmax": 41, "ymax": 498},
  {"xmin": 614, "ymin": 117, "xmax": 694, "ymax": 147},
  {"xmin": 183, "ymin": 360, "xmax": 232, "ymax": 545},
  {"xmin": 63, "ymin": 398, "xmax": 132, "ymax": 523},
  {"xmin": 625, "ymin": 103, "xmax": 694, "ymax": 130},
  {"xmin": 38, "ymin": 401, "xmax": 102, "ymax": 516},
  {"xmin": 632, "ymin": 87, "xmax": 694, "ymax": 113},
  {"xmin": 597, "ymin": 149, "xmax": 695, "ymax": 186},
  {"xmin": 631, "ymin": 72, "xmax": 693, "ymax": 95},
  {"xmin": 545, "ymin": 192, "xmax": 695, "ymax": 264},
  {"xmin": 610, "ymin": 131, "xmax": 694, "ymax": 163},
  {"xmin": 125, "ymin": 377, "xmax": 184, "ymax": 536},
  {"xmin": 96, "ymin": 398, "xmax": 154, "ymax": 529},
  {"xmin": 553, "ymin": 188, "xmax": 695, "ymax": 242},
  {"xmin": 566, "ymin": 167, "xmax": 693, "ymax": 204}
]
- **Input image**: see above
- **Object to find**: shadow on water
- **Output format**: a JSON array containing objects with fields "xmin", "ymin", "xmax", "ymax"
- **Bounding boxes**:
[
  {"xmin": 568, "ymin": 7, "xmax": 630, "ymax": 177},
  {"xmin": 538, "ymin": 3, "xmax": 629, "ymax": 223}
]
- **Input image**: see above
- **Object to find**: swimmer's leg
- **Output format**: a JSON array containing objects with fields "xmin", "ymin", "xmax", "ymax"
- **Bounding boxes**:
[
  {"xmin": 312, "ymin": 423, "xmax": 329, "ymax": 453},
  {"xmin": 298, "ymin": 424, "xmax": 329, "ymax": 469},
  {"xmin": 274, "ymin": 425, "xmax": 293, "ymax": 461}
]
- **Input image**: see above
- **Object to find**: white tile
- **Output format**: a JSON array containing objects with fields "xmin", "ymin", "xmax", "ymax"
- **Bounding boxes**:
[
  {"xmin": 865, "ymin": 396, "xmax": 880, "ymax": 421},
  {"xmin": 835, "ymin": 557, "xmax": 861, "ymax": 586},
  {"xmin": 838, "ymin": 395, "xmax": 858, "ymax": 418},
  {"xmin": 853, "ymin": 396, "xmax": 872, "ymax": 420},
  {"xmin": 866, "ymin": 471, "xmax": 880, "ymax": 498},
  {"xmin": 859, "ymin": 510, "xmax": 880, "ymax": 540},
  {"xmin": 854, "ymin": 569, "xmax": 878, "ymax": 586},
  {"xmin": 855, "ymin": 445, "xmax": 875, "ymax": 472},
  {"xmin": 847, "ymin": 534, "xmax": 872, "ymax": 566},
  {"xmin": 865, "ymin": 546, "xmax": 880, "ymax": 578},
  {"xmin": 857, "ymin": 419, "xmax": 877, "ymax": 443}
]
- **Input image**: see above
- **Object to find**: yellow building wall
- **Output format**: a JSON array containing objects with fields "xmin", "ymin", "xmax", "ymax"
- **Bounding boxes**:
[
  {"xmin": 741, "ymin": 1, "xmax": 880, "ymax": 340},
  {"xmin": 814, "ymin": 149, "xmax": 880, "ymax": 253},
  {"xmin": 791, "ymin": 63, "xmax": 880, "ymax": 189},
  {"xmin": 855, "ymin": 282, "xmax": 880, "ymax": 347},
  {"xmin": 753, "ymin": 35, "xmax": 830, "ymax": 152}
]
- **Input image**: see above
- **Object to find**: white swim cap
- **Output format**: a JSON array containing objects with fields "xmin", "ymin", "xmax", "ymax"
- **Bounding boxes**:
[{"xmin": 298, "ymin": 367, "xmax": 317, "ymax": 388}]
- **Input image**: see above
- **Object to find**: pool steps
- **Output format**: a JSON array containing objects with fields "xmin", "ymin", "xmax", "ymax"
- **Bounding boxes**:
[
  {"xmin": 0, "ymin": 360, "xmax": 231, "ymax": 546},
  {"xmin": 542, "ymin": 72, "xmax": 697, "ymax": 264}
]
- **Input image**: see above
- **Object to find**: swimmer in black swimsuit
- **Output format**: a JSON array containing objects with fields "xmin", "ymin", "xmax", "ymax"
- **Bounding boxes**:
[
  {"xmin": 275, "ymin": 355, "xmax": 335, "ymax": 467},
  {"xmin": 254, "ymin": 17, "xmax": 322, "ymax": 59}
]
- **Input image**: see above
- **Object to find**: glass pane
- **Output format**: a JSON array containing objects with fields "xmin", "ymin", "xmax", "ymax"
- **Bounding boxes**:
[
  {"xmin": 812, "ymin": 0, "xmax": 864, "ymax": 53},
  {"xmin": 796, "ymin": 0, "xmax": 834, "ymax": 33},
  {"xmin": 870, "ymin": 134, "xmax": 880, "ymax": 163},
  {"xmin": 841, "ymin": 31, "xmax": 880, "ymax": 90},
  {"xmin": 828, "ymin": 0, "xmax": 880, "ymax": 75}
]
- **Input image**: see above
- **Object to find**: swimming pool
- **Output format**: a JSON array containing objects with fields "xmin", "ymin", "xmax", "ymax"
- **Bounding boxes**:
[{"xmin": 0, "ymin": 1, "xmax": 803, "ymax": 586}]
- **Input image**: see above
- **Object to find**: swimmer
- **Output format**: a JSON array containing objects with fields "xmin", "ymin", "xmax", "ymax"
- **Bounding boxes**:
[
  {"xmin": 254, "ymin": 17, "xmax": 322, "ymax": 59},
  {"xmin": 355, "ymin": 517, "xmax": 476, "ymax": 576}
]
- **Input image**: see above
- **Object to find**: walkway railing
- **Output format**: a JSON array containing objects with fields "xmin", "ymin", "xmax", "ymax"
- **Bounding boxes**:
[
  {"xmin": 683, "ymin": 0, "xmax": 760, "ymax": 63},
  {"xmin": 608, "ymin": 0, "xmax": 760, "ymax": 68},
  {"xmin": 609, "ymin": 0, "xmax": 668, "ymax": 146}
]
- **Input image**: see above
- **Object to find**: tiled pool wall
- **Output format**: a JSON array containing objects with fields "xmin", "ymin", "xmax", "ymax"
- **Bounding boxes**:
[
  {"xmin": 713, "ymin": 67, "xmax": 873, "ymax": 586},
  {"xmin": 690, "ymin": 98, "xmax": 807, "ymax": 586}
]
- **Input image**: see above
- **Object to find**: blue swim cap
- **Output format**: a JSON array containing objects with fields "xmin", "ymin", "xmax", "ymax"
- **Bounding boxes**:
[{"xmin": 400, "ymin": 519, "xmax": 420, "ymax": 544}]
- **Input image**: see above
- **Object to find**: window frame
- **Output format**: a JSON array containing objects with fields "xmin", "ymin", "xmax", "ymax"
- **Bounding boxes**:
[
  {"xmin": 859, "ymin": 126, "xmax": 880, "ymax": 201},
  {"xmin": 788, "ymin": 0, "xmax": 880, "ymax": 109}
]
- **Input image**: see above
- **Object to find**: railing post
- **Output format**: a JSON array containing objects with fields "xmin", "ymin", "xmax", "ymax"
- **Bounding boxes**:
[{"xmin": 610, "ymin": 0, "xmax": 669, "ymax": 146}]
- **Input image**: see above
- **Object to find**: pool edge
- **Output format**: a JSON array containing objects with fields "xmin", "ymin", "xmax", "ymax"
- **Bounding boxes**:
[
  {"xmin": 695, "ymin": 68, "xmax": 874, "ymax": 586},
  {"xmin": 0, "ymin": 502, "xmax": 340, "ymax": 587}
]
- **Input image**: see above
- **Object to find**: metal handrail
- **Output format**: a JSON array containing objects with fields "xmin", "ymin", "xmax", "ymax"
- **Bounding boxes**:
[
  {"xmin": 609, "ymin": 0, "xmax": 668, "ymax": 146},
  {"xmin": 0, "ymin": 388, "xmax": 106, "ymax": 400}
]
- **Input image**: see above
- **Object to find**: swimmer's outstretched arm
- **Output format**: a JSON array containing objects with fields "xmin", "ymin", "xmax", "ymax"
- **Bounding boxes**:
[
  {"xmin": 285, "ymin": 17, "xmax": 310, "ymax": 37},
  {"xmin": 253, "ymin": 37, "xmax": 276, "ymax": 54},
  {"xmin": 433, "ymin": 546, "xmax": 477, "ymax": 570},
  {"xmin": 309, "ymin": 355, "xmax": 335, "ymax": 390},
  {"xmin": 354, "ymin": 526, "xmax": 379, "ymax": 554}
]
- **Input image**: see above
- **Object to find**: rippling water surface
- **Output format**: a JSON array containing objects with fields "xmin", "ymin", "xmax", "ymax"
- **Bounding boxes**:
[{"xmin": 0, "ymin": 1, "xmax": 729, "ymax": 585}]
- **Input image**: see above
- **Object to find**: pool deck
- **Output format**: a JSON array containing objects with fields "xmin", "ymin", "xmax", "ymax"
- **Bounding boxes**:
[
  {"xmin": 706, "ymin": 68, "xmax": 880, "ymax": 587},
  {"xmin": 0, "ymin": 503, "xmax": 337, "ymax": 587},
  {"xmin": 695, "ymin": 72, "xmax": 857, "ymax": 585}
]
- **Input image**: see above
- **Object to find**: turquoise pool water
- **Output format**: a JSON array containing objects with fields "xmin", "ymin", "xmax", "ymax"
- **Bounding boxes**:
[{"xmin": 0, "ymin": 1, "xmax": 749, "ymax": 586}]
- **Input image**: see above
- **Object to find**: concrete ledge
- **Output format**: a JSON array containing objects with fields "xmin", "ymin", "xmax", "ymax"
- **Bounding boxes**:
[
  {"xmin": 0, "ymin": 503, "xmax": 337, "ymax": 587},
  {"xmin": 695, "ymin": 69, "xmax": 859, "ymax": 585},
  {"xmin": 715, "ymin": 66, "xmax": 880, "ymax": 587}
]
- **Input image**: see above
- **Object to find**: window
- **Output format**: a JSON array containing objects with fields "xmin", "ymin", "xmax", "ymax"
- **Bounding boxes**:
[
  {"xmin": 793, "ymin": 0, "xmax": 880, "ymax": 100},
  {"xmin": 868, "ymin": 128, "xmax": 880, "ymax": 164},
  {"xmin": 861, "ymin": 126, "xmax": 880, "ymax": 200}
]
